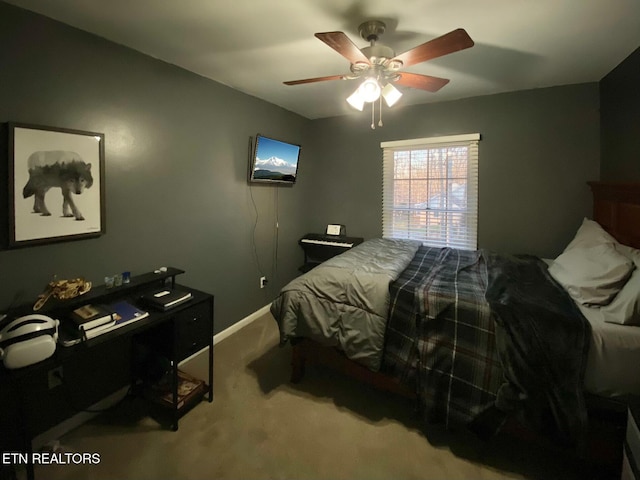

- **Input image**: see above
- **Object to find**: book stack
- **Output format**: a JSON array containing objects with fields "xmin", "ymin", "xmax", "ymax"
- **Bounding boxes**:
[
  {"xmin": 71, "ymin": 304, "xmax": 116, "ymax": 339},
  {"xmin": 141, "ymin": 289, "xmax": 192, "ymax": 311},
  {"xmin": 71, "ymin": 301, "xmax": 149, "ymax": 340},
  {"xmin": 145, "ymin": 370, "xmax": 205, "ymax": 410}
]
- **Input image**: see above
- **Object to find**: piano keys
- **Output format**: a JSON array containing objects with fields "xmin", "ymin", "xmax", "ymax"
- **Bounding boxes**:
[{"xmin": 300, "ymin": 238, "xmax": 355, "ymax": 248}]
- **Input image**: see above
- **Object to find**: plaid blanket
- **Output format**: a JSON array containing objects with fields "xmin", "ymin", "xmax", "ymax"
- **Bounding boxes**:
[
  {"xmin": 381, "ymin": 246, "xmax": 590, "ymax": 446},
  {"xmin": 382, "ymin": 247, "xmax": 503, "ymax": 428},
  {"xmin": 484, "ymin": 251, "xmax": 590, "ymax": 447}
]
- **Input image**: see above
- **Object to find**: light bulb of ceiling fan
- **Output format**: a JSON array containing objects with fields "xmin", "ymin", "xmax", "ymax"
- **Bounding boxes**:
[
  {"xmin": 346, "ymin": 88, "xmax": 365, "ymax": 111},
  {"xmin": 358, "ymin": 77, "xmax": 381, "ymax": 103},
  {"xmin": 382, "ymin": 83, "xmax": 402, "ymax": 107}
]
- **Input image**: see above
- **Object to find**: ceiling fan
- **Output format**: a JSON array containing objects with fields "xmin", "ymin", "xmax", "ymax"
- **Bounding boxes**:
[{"xmin": 284, "ymin": 20, "xmax": 474, "ymax": 126}]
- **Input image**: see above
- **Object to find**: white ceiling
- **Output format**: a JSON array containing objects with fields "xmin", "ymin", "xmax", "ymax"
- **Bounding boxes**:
[{"xmin": 6, "ymin": 0, "xmax": 640, "ymax": 119}]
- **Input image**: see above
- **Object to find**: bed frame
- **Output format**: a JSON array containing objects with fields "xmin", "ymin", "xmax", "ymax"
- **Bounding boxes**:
[
  {"xmin": 588, "ymin": 181, "xmax": 640, "ymax": 249},
  {"xmin": 290, "ymin": 337, "xmax": 415, "ymax": 398}
]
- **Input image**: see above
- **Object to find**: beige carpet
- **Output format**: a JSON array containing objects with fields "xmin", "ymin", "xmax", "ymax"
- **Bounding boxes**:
[{"xmin": 25, "ymin": 312, "xmax": 620, "ymax": 480}]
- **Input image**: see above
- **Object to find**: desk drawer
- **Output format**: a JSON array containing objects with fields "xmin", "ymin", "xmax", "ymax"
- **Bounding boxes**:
[{"xmin": 176, "ymin": 302, "xmax": 211, "ymax": 360}]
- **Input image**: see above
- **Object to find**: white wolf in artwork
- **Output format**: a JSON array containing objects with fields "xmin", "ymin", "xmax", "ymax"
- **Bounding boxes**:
[{"xmin": 22, "ymin": 151, "xmax": 94, "ymax": 221}]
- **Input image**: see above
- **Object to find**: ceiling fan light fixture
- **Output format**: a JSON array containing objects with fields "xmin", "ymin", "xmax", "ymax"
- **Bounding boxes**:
[
  {"xmin": 382, "ymin": 83, "xmax": 402, "ymax": 107},
  {"xmin": 346, "ymin": 89, "xmax": 365, "ymax": 111},
  {"xmin": 284, "ymin": 21, "xmax": 474, "ymax": 129},
  {"xmin": 358, "ymin": 77, "xmax": 381, "ymax": 103}
]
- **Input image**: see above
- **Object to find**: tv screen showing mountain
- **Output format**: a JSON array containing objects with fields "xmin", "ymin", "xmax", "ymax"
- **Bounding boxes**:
[{"xmin": 249, "ymin": 135, "xmax": 301, "ymax": 184}]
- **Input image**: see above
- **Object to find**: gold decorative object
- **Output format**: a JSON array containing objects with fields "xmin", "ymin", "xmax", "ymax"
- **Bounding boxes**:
[{"xmin": 33, "ymin": 277, "xmax": 92, "ymax": 311}]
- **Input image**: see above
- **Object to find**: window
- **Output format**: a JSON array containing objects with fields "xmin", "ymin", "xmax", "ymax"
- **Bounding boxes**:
[{"xmin": 381, "ymin": 134, "xmax": 480, "ymax": 249}]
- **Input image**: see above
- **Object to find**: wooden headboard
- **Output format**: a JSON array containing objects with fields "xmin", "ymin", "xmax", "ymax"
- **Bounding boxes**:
[{"xmin": 588, "ymin": 182, "xmax": 640, "ymax": 249}]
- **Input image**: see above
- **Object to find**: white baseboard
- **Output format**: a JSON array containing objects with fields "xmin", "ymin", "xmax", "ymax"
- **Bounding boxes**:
[
  {"xmin": 213, "ymin": 303, "xmax": 271, "ymax": 345},
  {"xmin": 180, "ymin": 303, "xmax": 270, "ymax": 364},
  {"xmin": 35, "ymin": 304, "xmax": 271, "ymax": 448}
]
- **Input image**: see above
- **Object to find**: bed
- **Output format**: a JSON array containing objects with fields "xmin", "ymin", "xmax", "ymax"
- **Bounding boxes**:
[{"xmin": 270, "ymin": 181, "xmax": 640, "ymax": 449}]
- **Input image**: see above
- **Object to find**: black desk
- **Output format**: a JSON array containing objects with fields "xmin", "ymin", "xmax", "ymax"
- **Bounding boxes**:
[{"xmin": 0, "ymin": 268, "xmax": 213, "ymax": 480}]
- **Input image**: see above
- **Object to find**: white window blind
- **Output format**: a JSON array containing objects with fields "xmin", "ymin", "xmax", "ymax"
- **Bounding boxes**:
[{"xmin": 381, "ymin": 134, "xmax": 480, "ymax": 250}]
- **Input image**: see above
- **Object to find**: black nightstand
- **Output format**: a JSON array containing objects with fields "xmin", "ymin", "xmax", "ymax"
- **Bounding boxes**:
[
  {"xmin": 298, "ymin": 233, "xmax": 364, "ymax": 272},
  {"xmin": 623, "ymin": 399, "xmax": 640, "ymax": 479}
]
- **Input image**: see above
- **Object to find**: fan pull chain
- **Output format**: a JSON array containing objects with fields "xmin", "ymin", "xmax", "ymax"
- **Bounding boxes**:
[
  {"xmin": 378, "ymin": 95, "xmax": 383, "ymax": 127},
  {"xmin": 371, "ymin": 102, "xmax": 375, "ymax": 129}
]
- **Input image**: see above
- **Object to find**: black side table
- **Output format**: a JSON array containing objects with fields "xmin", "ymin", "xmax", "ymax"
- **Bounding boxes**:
[{"xmin": 623, "ymin": 398, "xmax": 640, "ymax": 479}]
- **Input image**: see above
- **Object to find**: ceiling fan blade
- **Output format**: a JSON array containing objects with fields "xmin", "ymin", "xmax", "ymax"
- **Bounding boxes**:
[
  {"xmin": 315, "ymin": 31, "xmax": 371, "ymax": 65},
  {"xmin": 393, "ymin": 28, "xmax": 474, "ymax": 67},
  {"xmin": 395, "ymin": 72, "xmax": 450, "ymax": 92},
  {"xmin": 284, "ymin": 74, "xmax": 345, "ymax": 86}
]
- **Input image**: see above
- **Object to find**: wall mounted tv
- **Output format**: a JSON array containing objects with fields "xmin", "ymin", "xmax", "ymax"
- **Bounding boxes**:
[{"xmin": 249, "ymin": 134, "xmax": 301, "ymax": 185}]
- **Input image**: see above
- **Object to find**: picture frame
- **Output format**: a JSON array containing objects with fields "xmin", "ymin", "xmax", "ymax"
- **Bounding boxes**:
[{"xmin": 8, "ymin": 123, "xmax": 106, "ymax": 248}]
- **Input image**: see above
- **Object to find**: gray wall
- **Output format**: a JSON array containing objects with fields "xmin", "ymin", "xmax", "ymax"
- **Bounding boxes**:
[
  {"xmin": 0, "ymin": 2, "xmax": 604, "ymax": 330},
  {"xmin": 305, "ymin": 83, "xmax": 600, "ymax": 258},
  {"xmin": 0, "ymin": 2, "xmax": 311, "ymax": 331},
  {"xmin": 600, "ymin": 46, "xmax": 640, "ymax": 181}
]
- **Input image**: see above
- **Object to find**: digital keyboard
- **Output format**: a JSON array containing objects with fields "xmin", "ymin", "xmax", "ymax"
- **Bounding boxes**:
[
  {"xmin": 298, "ymin": 233, "xmax": 364, "ymax": 272},
  {"xmin": 299, "ymin": 238, "xmax": 354, "ymax": 248}
]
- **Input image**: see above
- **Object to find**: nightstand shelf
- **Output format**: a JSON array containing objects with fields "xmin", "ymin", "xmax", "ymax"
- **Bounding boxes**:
[{"xmin": 134, "ymin": 293, "xmax": 214, "ymax": 431}]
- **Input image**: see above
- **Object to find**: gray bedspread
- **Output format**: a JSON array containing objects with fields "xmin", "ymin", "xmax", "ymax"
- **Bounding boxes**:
[{"xmin": 270, "ymin": 238, "xmax": 422, "ymax": 371}]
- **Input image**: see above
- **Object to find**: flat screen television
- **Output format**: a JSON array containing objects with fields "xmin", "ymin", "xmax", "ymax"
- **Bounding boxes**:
[{"xmin": 248, "ymin": 134, "xmax": 301, "ymax": 185}]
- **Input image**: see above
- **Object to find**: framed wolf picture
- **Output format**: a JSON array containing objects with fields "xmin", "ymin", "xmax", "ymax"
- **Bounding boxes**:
[{"xmin": 8, "ymin": 123, "xmax": 106, "ymax": 247}]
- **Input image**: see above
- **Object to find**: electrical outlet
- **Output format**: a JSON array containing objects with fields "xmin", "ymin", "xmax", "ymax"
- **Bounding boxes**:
[
  {"xmin": 260, "ymin": 276, "xmax": 267, "ymax": 289},
  {"xmin": 48, "ymin": 366, "xmax": 63, "ymax": 389}
]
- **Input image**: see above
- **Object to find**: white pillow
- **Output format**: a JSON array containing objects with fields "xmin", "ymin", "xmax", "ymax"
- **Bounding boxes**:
[
  {"xmin": 599, "ymin": 244, "xmax": 640, "ymax": 325},
  {"xmin": 563, "ymin": 217, "xmax": 618, "ymax": 251},
  {"xmin": 548, "ymin": 243, "xmax": 634, "ymax": 306}
]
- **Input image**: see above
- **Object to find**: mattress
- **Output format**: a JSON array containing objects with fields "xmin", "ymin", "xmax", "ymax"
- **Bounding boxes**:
[
  {"xmin": 271, "ymin": 238, "xmax": 422, "ymax": 371},
  {"xmin": 542, "ymin": 258, "xmax": 640, "ymax": 397},
  {"xmin": 578, "ymin": 303, "xmax": 640, "ymax": 397}
]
